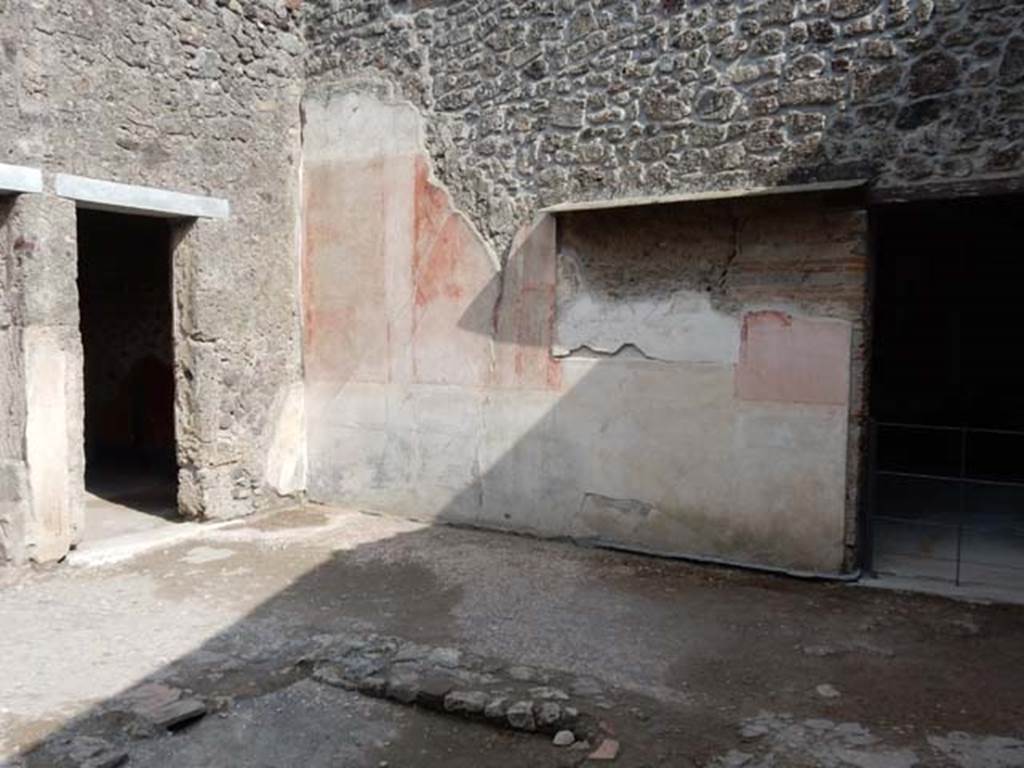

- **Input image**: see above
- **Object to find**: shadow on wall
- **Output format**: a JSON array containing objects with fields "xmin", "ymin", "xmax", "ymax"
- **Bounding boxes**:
[{"xmin": 301, "ymin": 91, "xmax": 867, "ymax": 576}]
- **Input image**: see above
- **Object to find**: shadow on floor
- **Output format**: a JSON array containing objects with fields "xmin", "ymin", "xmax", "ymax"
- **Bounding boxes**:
[{"xmin": 6, "ymin": 506, "xmax": 1024, "ymax": 767}]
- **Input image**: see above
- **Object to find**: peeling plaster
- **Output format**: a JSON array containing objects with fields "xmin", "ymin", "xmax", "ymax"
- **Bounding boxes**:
[
  {"xmin": 301, "ymin": 89, "xmax": 861, "ymax": 574},
  {"xmin": 554, "ymin": 283, "xmax": 741, "ymax": 365},
  {"xmin": 553, "ymin": 343, "xmax": 671, "ymax": 364},
  {"xmin": 265, "ymin": 383, "xmax": 307, "ymax": 497}
]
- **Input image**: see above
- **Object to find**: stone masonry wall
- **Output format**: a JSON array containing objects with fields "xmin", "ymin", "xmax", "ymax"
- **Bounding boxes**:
[
  {"xmin": 3, "ymin": 0, "xmax": 1022, "ymax": 563},
  {"xmin": 0, "ymin": 198, "xmax": 28, "ymax": 563},
  {"xmin": 0, "ymin": 195, "xmax": 84, "ymax": 563},
  {"xmin": 0, "ymin": 0, "xmax": 307, "ymax": 533},
  {"xmin": 305, "ymin": 0, "xmax": 1024, "ymax": 256}
]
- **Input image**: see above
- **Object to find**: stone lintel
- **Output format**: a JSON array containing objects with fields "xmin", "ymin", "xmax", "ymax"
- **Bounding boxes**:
[
  {"xmin": 0, "ymin": 163, "xmax": 44, "ymax": 195},
  {"xmin": 54, "ymin": 174, "xmax": 230, "ymax": 220},
  {"xmin": 542, "ymin": 178, "xmax": 868, "ymax": 214},
  {"xmin": 870, "ymin": 173, "xmax": 1024, "ymax": 205}
]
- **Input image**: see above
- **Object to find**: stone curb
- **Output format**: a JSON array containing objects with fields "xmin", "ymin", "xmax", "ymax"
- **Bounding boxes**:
[{"xmin": 300, "ymin": 634, "xmax": 608, "ymax": 744}]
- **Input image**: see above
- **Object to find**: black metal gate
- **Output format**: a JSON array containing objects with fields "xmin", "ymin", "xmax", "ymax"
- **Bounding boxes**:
[
  {"xmin": 868, "ymin": 196, "xmax": 1024, "ymax": 594},
  {"xmin": 867, "ymin": 420, "xmax": 1024, "ymax": 591}
]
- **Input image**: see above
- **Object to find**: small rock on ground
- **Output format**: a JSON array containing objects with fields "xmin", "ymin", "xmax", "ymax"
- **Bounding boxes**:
[
  {"xmin": 553, "ymin": 730, "xmax": 576, "ymax": 747},
  {"xmin": 148, "ymin": 698, "xmax": 208, "ymax": 730}
]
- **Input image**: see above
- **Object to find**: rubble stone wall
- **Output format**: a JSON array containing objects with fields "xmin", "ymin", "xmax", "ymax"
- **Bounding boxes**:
[
  {"xmin": 0, "ymin": 198, "xmax": 28, "ymax": 564},
  {"xmin": 305, "ymin": 0, "xmax": 1024, "ymax": 256},
  {"xmin": 0, "ymin": 0, "xmax": 307, "ymax": 561}
]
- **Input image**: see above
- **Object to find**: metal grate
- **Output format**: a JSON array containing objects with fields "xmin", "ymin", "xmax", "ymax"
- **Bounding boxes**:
[{"xmin": 867, "ymin": 420, "xmax": 1024, "ymax": 589}]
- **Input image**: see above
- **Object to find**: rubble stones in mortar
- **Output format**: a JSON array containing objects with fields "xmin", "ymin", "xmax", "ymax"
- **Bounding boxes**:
[
  {"xmin": 303, "ymin": 0, "xmax": 1024, "ymax": 258},
  {"xmin": 305, "ymin": 634, "xmax": 601, "ymax": 740}
]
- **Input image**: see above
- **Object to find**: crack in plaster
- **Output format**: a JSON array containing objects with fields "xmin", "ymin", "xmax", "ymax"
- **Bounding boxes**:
[{"xmin": 552, "ymin": 342, "xmax": 673, "ymax": 364}]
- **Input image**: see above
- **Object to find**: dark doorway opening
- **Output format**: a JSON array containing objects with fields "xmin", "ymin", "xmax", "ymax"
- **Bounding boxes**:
[
  {"xmin": 77, "ymin": 210, "xmax": 179, "ymax": 542},
  {"xmin": 869, "ymin": 195, "xmax": 1024, "ymax": 593}
]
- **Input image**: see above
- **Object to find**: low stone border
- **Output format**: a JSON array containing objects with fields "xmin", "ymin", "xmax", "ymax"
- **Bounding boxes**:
[
  {"xmin": 301, "ymin": 634, "xmax": 608, "ymax": 745},
  {"xmin": 20, "ymin": 633, "xmax": 625, "ymax": 766}
]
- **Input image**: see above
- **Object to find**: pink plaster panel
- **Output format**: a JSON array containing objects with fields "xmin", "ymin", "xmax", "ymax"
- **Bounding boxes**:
[
  {"xmin": 736, "ymin": 311, "xmax": 851, "ymax": 406},
  {"xmin": 303, "ymin": 157, "xmax": 412, "ymax": 386},
  {"xmin": 411, "ymin": 158, "xmax": 498, "ymax": 387},
  {"xmin": 494, "ymin": 216, "xmax": 563, "ymax": 391}
]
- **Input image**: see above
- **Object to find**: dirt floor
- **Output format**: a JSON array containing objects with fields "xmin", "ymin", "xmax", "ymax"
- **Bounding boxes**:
[{"xmin": 1, "ymin": 506, "xmax": 1022, "ymax": 767}]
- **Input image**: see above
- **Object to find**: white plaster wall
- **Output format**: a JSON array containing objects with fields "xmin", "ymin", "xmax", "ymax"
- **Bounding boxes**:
[
  {"xmin": 302, "ymin": 90, "xmax": 423, "ymax": 167},
  {"xmin": 23, "ymin": 326, "xmax": 74, "ymax": 562},
  {"xmin": 305, "ymin": 366, "xmax": 850, "ymax": 571},
  {"xmin": 553, "ymin": 289, "xmax": 741, "ymax": 364},
  {"xmin": 264, "ymin": 382, "xmax": 307, "ymax": 497},
  {"xmin": 555, "ymin": 249, "xmax": 741, "ymax": 364},
  {"xmin": 302, "ymin": 92, "xmax": 863, "ymax": 574}
]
